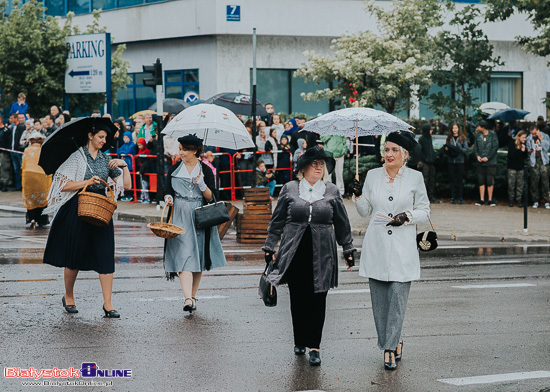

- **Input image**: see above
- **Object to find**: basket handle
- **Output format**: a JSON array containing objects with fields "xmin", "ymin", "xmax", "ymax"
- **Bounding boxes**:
[
  {"xmin": 161, "ymin": 202, "xmax": 174, "ymax": 224},
  {"xmin": 80, "ymin": 178, "xmax": 115, "ymax": 201}
]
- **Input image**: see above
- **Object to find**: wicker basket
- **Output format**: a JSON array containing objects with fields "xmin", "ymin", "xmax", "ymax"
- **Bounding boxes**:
[
  {"xmin": 147, "ymin": 204, "xmax": 186, "ymax": 239},
  {"xmin": 78, "ymin": 178, "xmax": 117, "ymax": 227}
]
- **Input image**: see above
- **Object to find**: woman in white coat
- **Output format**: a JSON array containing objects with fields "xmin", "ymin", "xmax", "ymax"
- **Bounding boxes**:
[{"xmin": 352, "ymin": 131, "xmax": 430, "ymax": 370}]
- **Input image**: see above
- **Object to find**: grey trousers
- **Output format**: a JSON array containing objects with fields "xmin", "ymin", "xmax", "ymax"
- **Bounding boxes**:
[{"xmin": 369, "ymin": 278, "xmax": 411, "ymax": 350}]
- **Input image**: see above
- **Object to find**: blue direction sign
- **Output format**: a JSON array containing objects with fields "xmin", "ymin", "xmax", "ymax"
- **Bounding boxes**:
[
  {"xmin": 68, "ymin": 70, "xmax": 90, "ymax": 78},
  {"xmin": 227, "ymin": 5, "xmax": 240, "ymax": 21}
]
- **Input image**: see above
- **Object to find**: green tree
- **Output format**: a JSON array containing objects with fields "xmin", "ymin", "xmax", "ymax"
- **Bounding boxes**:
[
  {"xmin": 67, "ymin": 10, "xmax": 130, "ymax": 115},
  {"xmin": 485, "ymin": 0, "xmax": 550, "ymax": 108},
  {"xmin": 295, "ymin": 0, "xmax": 443, "ymax": 114},
  {"xmin": 485, "ymin": 0, "xmax": 550, "ymax": 58},
  {"xmin": 0, "ymin": 2, "xmax": 129, "ymax": 118},
  {"xmin": 429, "ymin": 4, "xmax": 503, "ymax": 131},
  {"xmin": 0, "ymin": 0, "xmax": 71, "ymax": 117}
]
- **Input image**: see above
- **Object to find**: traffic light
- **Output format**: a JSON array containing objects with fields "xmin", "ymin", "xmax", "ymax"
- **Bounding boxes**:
[{"xmin": 143, "ymin": 58, "xmax": 162, "ymax": 92}]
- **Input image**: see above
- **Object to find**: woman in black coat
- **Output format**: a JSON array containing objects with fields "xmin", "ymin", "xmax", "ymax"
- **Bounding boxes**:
[
  {"xmin": 262, "ymin": 146, "xmax": 355, "ymax": 366},
  {"xmin": 507, "ymin": 130, "xmax": 529, "ymax": 207}
]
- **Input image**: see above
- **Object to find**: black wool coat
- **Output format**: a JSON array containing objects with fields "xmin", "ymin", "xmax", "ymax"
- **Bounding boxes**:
[{"xmin": 263, "ymin": 180, "xmax": 355, "ymax": 293}]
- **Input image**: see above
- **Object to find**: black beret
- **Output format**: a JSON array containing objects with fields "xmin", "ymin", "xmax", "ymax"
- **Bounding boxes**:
[
  {"xmin": 177, "ymin": 134, "xmax": 203, "ymax": 147},
  {"xmin": 385, "ymin": 131, "xmax": 417, "ymax": 152},
  {"xmin": 295, "ymin": 146, "xmax": 336, "ymax": 175}
]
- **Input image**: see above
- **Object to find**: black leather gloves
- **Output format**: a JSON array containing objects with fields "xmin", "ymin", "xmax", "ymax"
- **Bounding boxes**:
[
  {"xmin": 265, "ymin": 251, "xmax": 274, "ymax": 265},
  {"xmin": 344, "ymin": 251, "xmax": 355, "ymax": 268},
  {"xmin": 353, "ymin": 179, "xmax": 363, "ymax": 198},
  {"xmin": 386, "ymin": 212, "xmax": 409, "ymax": 227}
]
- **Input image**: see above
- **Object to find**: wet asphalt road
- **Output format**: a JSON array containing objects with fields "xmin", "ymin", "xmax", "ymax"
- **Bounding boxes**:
[{"xmin": 1, "ymin": 211, "xmax": 550, "ymax": 392}]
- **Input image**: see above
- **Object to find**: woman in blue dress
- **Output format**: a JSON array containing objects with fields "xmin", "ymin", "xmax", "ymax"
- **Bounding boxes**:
[{"xmin": 164, "ymin": 134, "xmax": 226, "ymax": 313}]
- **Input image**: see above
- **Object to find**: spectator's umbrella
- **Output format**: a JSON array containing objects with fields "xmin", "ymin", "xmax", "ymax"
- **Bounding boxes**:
[
  {"xmin": 129, "ymin": 109, "xmax": 155, "ymax": 119},
  {"xmin": 148, "ymin": 98, "xmax": 190, "ymax": 114},
  {"xmin": 38, "ymin": 117, "xmax": 117, "ymax": 175},
  {"xmin": 204, "ymin": 92, "xmax": 268, "ymax": 117},
  {"xmin": 487, "ymin": 108, "xmax": 530, "ymax": 123},
  {"xmin": 301, "ymin": 107, "xmax": 414, "ymax": 179},
  {"xmin": 161, "ymin": 104, "xmax": 254, "ymax": 150},
  {"xmin": 479, "ymin": 101, "xmax": 510, "ymax": 115}
]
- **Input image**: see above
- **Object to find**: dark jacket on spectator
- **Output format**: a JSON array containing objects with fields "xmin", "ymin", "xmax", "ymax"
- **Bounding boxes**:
[
  {"xmin": 473, "ymin": 131, "xmax": 499, "ymax": 166},
  {"xmin": 507, "ymin": 137, "xmax": 529, "ymax": 170},
  {"xmin": 444, "ymin": 136, "xmax": 469, "ymax": 164},
  {"xmin": 418, "ymin": 127, "xmax": 435, "ymax": 164}
]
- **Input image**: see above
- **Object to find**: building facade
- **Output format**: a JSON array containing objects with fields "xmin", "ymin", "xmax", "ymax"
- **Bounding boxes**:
[{"xmin": 38, "ymin": 0, "xmax": 550, "ymax": 120}]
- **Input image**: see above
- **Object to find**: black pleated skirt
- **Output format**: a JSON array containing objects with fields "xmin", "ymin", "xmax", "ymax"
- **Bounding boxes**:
[{"xmin": 43, "ymin": 192, "xmax": 115, "ymax": 274}]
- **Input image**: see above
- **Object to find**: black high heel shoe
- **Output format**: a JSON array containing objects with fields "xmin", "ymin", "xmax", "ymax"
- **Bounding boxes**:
[
  {"xmin": 395, "ymin": 341, "xmax": 403, "ymax": 361},
  {"xmin": 384, "ymin": 350, "xmax": 397, "ymax": 370},
  {"xmin": 183, "ymin": 298, "xmax": 193, "ymax": 313},
  {"xmin": 62, "ymin": 296, "xmax": 78, "ymax": 313},
  {"xmin": 103, "ymin": 306, "xmax": 120, "ymax": 318},
  {"xmin": 191, "ymin": 297, "xmax": 197, "ymax": 311}
]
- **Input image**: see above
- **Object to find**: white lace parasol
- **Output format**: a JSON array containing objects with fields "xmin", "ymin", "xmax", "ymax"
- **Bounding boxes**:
[{"xmin": 302, "ymin": 107, "xmax": 413, "ymax": 137}]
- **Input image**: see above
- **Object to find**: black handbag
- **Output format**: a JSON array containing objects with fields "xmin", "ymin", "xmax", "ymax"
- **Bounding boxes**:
[
  {"xmin": 416, "ymin": 217, "xmax": 438, "ymax": 252},
  {"xmin": 259, "ymin": 262, "xmax": 277, "ymax": 307},
  {"xmin": 194, "ymin": 196, "xmax": 230, "ymax": 229}
]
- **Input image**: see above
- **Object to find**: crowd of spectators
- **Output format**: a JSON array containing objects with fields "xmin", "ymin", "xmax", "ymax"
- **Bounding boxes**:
[{"xmin": 1, "ymin": 94, "xmax": 549, "ymax": 209}]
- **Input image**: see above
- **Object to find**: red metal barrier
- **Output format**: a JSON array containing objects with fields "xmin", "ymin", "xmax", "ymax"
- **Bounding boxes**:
[{"xmin": 231, "ymin": 151, "xmax": 293, "ymax": 199}]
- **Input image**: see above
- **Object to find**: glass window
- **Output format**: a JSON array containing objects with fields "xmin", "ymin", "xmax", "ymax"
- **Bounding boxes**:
[
  {"xmin": 166, "ymin": 72, "xmax": 182, "ymax": 84},
  {"xmin": 118, "ymin": 0, "xmax": 144, "ymax": 7},
  {"xmin": 45, "ymin": 0, "xmax": 65, "ymax": 16},
  {"xmin": 67, "ymin": 0, "xmax": 90, "ymax": 14},
  {"xmin": 113, "ymin": 87, "xmax": 134, "ymax": 120},
  {"xmin": 165, "ymin": 85, "xmax": 182, "ymax": 100},
  {"xmin": 490, "ymin": 75, "xmax": 522, "ymax": 108},
  {"xmin": 255, "ymin": 70, "xmax": 290, "ymax": 114},
  {"xmin": 291, "ymin": 75, "xmax": 329, "ymax": 117},
  {"xmin": 420, "ymin": 84, "xmax": 452, "ymax": 119},
  {"xmin": 184, "ymin": 70, "xmax": 199, "ymax": 84},
  {"xmin": 92, "ymin": 0, "xmax": 115, "ymax": 10},
  {"xmin": 135, "ymin": 86, "xmax": 155, "ymax": 113}
]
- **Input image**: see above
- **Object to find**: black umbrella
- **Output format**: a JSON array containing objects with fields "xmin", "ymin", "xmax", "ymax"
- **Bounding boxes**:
[
  {"xmin": 148, "ymin": 98, "xmax": 190, "ymax": 114},
  {"xmin": 487, "ymin": 108, "xmax": 529, "ymax": 122},
  {"xmin": 204, "ymin": 92, "xmax": 268, "ymax": 117},
  {"xmin": 38, "ymin": 117, "xmax": 117, "ymax": 175}
]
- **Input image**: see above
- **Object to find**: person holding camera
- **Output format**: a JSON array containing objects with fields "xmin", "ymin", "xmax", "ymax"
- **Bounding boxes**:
[
  {"xmin": 262, "ymin": 146, "xmax": 355, "ymax": 366},
  {"xmin": 353, "ymin": 131, "xmax": 430, "ymax": 370},
  {"xmin": 526, "ymin": 125, "xmax": 550, "ymax": 209}
]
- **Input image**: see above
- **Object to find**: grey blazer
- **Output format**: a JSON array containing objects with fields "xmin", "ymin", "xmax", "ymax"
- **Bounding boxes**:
[{"xmin": 263, "ymin": 180, "xmax": 355, "ymax": 293}]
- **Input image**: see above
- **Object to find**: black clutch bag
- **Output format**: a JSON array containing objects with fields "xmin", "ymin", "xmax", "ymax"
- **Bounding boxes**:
[
  {"xmin": 416, "ymin": 217, "xmax": 438, "ymax": 252},
  {"xmin": 194, "ymin": 197, "xmax": 230, "ymax": 229},
  {"xmin": 259, "ymin": 262, "xmax": 277, "ymax": 307}
]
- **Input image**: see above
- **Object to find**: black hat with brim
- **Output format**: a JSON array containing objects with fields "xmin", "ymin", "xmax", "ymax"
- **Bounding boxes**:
[
  {"xmin": 295, "ymin": 146, "xmax": 336, "ymax": 175},
  {"xmin": 385, "ymin": 131, "xmax": 417, "ymax": 152},
  {"xmin": 177, "ymin": 134, "xmax": 203, "ymax": 147}
]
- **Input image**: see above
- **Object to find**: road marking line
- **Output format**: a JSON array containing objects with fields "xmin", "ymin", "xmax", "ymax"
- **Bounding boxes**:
[
  {"xmin": 329, "ymin": 289, "xmax": 370, "ymax": 295},
  {"xmin": 515, "ymin": 244, "xmax": 550, "ymax": 248},
  {"xmin": 452, "ymin": 283, "xmax": 536, "ymax": 289},
  {"xmin": 438, "ymin": 370, "xmax": 550, "ymax": 386},
  {"xmin": 208, "ymin": 268, "xmax": 265, "ymax": 274},
  {"xmin": 135, "ymin": 295, "xmax": 229, "ymax": 302},
  {"xmin": 223, "ymin": 250, "xmax": 257, "ymax": 254},
  {"xmin": 459, "ymin": 260, "xmax": 525, "ymax": 265}
]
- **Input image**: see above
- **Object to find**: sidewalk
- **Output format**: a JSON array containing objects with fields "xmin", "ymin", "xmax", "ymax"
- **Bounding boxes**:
[{"xmin": 1, "ymin": 190, "xmax": 549, "ymax": 242}]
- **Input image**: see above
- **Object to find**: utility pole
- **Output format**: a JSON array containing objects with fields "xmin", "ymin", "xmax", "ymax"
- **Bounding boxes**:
[
  {"xmin": 143, "ymin": 58, "xmax": 165, "ymax": 203},
  {"xmin": 251, "ymin": 28, "xmax": 258, "ymax": 187}
]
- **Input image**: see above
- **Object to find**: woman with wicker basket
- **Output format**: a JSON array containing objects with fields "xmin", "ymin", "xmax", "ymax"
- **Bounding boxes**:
[
  {"xmin": 43, "ymin": 121, "xmax": 131, "ymax": 318},
  {"xmin": 164, "ymin": 134, "xmax": 226, "ymax": 313}
]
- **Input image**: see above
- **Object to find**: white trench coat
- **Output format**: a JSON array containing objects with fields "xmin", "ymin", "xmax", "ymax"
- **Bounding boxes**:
[{"xmin": 355, "ymin": 166, "xmax": 430, "ymax": 282}]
